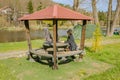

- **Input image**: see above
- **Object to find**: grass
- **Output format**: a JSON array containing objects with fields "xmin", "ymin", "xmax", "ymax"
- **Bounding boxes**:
[
  {"xmin": 84, "ymin": 43, "xmax": 120, "ymax": 80},
  {"xmin": 0, "ymin": 39, "xmax": 44, "ymax": 53},
  {"xmin": 0, "ymin": 26, "xmax": 25, "ymax": 31},
  {"xmin": 0, "ymin": 36, "xmax": 120, "ymax": 79},
  {"xmin": 1, "ymin": 35, "xmax": 120, "ymax": 53},
  {"xmin": 0, "ymin": 37, "xmax": 79, "ymax": 53},
  {"xmin": 0, "ymin": 63, "xmax": 17, "ymax": 80},
  {"xmin": 0, "ymin": 56, "xmax": 111, "ymax": 80},
  {"xmin": 0, "ymin": 39, "xmax": 120, "ymax": 80}
]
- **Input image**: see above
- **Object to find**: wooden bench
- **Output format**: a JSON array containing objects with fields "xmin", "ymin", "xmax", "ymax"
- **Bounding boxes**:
[
  {"xmin": 30, "ymin": 49, "xmax": 52, "ymax": 58},
  {"xmin": 57, "ymin": 50, "xmax": 83, "ymax": 58},
  {"xmin": 30, "ymin": 49, "xmax": 83, "ymax": 59}
]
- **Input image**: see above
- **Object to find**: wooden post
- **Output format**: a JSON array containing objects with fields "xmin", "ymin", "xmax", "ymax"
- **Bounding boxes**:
[
  {"xmin": 80, "ymin": 20, "xmax": 87, "ymax": 58},
  {"xmin": 24, "ymin": 20, "xmax": 33, "ymax": 61},
  {"xmin": 53, "ymin": 19, "xmax": 58, "ymax": 69},
  {"xmin": 56, "ymin": 21, "xmax": 58, "ymax": 42}
]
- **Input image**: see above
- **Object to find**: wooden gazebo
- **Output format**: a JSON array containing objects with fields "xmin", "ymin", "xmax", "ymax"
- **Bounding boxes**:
[{"xmin": 19, "ymin": 5, "xmax": 93, "ymax": 69}]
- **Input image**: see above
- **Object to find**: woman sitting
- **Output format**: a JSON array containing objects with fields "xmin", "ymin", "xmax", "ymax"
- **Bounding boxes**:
[
  {"xmin": 65, "ymin": 29, "xmax": 77, "ymax": 51},
  {"xmin": 43, "ymin": 27, "xmax": 53, "ymax": 50}
]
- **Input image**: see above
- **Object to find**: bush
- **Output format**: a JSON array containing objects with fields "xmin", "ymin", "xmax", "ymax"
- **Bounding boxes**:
[{"xmin": 91, "ymin": 24, "xmax": 102, "ymax": 52}]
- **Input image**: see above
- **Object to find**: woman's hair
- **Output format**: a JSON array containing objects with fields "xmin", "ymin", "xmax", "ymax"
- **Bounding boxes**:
[{"xmin": 67, "ymin": 29, "xmax": 72, "ymax": 35}]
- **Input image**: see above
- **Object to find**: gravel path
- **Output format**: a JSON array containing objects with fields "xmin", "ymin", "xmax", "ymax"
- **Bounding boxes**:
[
  {"xmin": 0, "ymin": 51, "xmax": 27, "ymax": 60},
  {"xmin": 0, "ymin": 38, "xmax": 120, "ymax": 60}
]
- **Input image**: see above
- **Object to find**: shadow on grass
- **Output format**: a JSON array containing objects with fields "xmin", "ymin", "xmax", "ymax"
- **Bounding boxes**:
[
  {"xmin": 30, "ymin": 56, "xmax": 73, "ymax": 68},
  {"xmin": 85, "ymin": 47, "xmax": 93, "ymax": 53}
]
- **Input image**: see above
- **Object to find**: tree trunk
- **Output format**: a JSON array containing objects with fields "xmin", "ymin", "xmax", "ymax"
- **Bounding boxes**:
[
  {"xmin": 36, "ymin": 20, "xmax": 42, "ymax": 30},
  {"xmin": 73, "ymin": 0, "xmax": 80, "ymax": 11},
  {"xmin": 92, "ymin": 0, "xmax": 99, "ymax": 24},
  {"xmin": 72, "ymin": 0, "xmax": 80, "ymax": 26},
  {"xmin": 106, "ymin": 0, "xmax": 112, "ymax": 36},
  {"xmin": 13, "ymin": 12, "xmax": 18, "ymax": 27},
  {"xmin": 110, "ymin": 0, "xmax": 120, "ymax": 36},
  {"xmin": 119, "ymin": 12, "xmax": 120, "ymax": 26}
]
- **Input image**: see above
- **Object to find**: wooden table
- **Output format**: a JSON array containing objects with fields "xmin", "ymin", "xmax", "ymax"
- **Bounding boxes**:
[
  {"xmin": 29, "ymin": 41, "xmax": 83, "ymax": 69},
  {"xmin": 30, "ymin": 43, "xmax": 83, "ymax": 66},
  {"xmin": 43, "ymin": 42, "xmax": 68, "ymax": 51}
]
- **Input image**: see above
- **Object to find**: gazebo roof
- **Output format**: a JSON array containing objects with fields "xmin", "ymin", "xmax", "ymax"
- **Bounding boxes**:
[{"xmin": 19, "ymin": 4, "xmax": 93, "ymax": 21}]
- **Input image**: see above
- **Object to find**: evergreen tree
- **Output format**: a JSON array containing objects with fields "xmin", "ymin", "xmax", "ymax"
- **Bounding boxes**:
[
  {"xmin": 27, "ymin": 0, "xmax": 33, "ymax": 13},
  {"xmin": 36, "ymin": 2, "xmax": 44, "ymax": 29},
  {"xmin": 98, "ymin": 11, "xmax": 106, "ymax": 21},
  {"xmin": 37, "ymin": 2, "xmax": 42, "ymax": 11},
  {"xmin": 92, "ymin": 0, "xmax": 100, "ymax": 25}
]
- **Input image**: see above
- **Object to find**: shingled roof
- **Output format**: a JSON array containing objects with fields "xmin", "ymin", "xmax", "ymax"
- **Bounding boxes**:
[{"xmin": 19, "ymin": 4, "xmax": 93, "ymax": 21}]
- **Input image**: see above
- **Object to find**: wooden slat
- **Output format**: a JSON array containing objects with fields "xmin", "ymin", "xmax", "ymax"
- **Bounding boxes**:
[
  {"xmin": 30, "ymin": 49, "xmax": 83, "ymax": 58},
  {"xmin": 57, "ymin": 50, "xmax": 83, "ymax": 57},
  {"xmin": 30, "ymin": 50, "xmax": 53, "ymax": 58}
]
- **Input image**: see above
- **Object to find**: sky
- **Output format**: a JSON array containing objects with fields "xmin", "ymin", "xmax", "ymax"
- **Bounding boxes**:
[{"xmin": 52, "ymin": 0, "xmax": 117, "ymax": 12}]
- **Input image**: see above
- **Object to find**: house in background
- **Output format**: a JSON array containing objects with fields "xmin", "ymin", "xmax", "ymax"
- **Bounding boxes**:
[
  {"xmin": 0, "ymin": 6, "xmax": 28, "ymax": 27},
  {"xmin": 0, "ymin": 6, "xmax": 13, "ymax": 26},
  {"xmin": 0, "ymin": 6, "xmax": 13, "ymax": 15}
]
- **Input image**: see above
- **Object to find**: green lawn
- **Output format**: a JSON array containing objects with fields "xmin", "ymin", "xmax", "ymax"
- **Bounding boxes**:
[
  {"xmin": 0, "ymin": 39, "xmax": 44, "ymax": 53},
  {"xmin": 0, "ymin": 36, "xmax": 120, "ymax": 80},
  {"xmin": 84, "ymin": 43, "xmax": 120, "ymax": 80},
  {"xmin": 0, "ymin": 35, "xmax": 120, "ymax": 53},
  {"xmin": 0, "ymin": 56, "xmax": 111, "ymax": 80},
  {"xmin": 0, "ymin": 37, "xmax": 79, "ymax": 53},
  {"xmin": 0, "ymin": 42, "xmax": 120, "ymax": 80}
]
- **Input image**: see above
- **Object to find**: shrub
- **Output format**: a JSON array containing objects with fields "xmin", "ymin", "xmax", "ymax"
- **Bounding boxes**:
[{"xmin": 91, "ymin": 24, "xmax": 102, "ymax": 52}]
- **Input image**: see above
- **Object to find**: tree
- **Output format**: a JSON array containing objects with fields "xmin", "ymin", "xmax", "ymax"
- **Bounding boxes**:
[
  {"xmin": 106, "ymin": 0, "xmax": 112, "ymax": 36},
  {"xmin": 37, "ymin": 2, "xmax": 43, "ymax": 11},
  {"xmin": 91, "ymin": 24, "xmax": 102, "ymax": 52},
  {"xmin": 119, "ymin": 12, "xmax": 120, "ymax": 26},
  {"xmin": 12, "ymin": 0, "xmax": 21, "ymax": 27},
  {"xmin": 92, "ymin": 0, "xmax": 99, "ymax": 24},
  {"xmin": 110, "ymin": 0, "xmax": 120, "ymax": 36},
  {"xmin": 36, "ymin": 2, "xmax": 43, "ymax": 29},
  {"xmin": 27, "ymin": 0, "xmax": 33, "ymax": 14},
  {"xmin": 71, "ymin": 0, "xmax": 80, "ymax": 26},
  {"xmin": 73, "ymin": 0, "xmax": 80, "ymax": 11},
  {"xmin": 98, "ymin": 11, "xmax": 105, "ymax": 21},
  {"xmin": 98, "ymin": 11, "xmax": 107, "ymax": 25}
]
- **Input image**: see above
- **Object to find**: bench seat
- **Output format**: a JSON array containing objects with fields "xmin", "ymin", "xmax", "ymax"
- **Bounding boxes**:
[{"xmin": 30, "ymin": 49, "xmax": 83, "ymax": 58}]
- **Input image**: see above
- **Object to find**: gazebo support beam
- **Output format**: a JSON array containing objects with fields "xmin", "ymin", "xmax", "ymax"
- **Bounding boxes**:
[
  {"xmin": 53, "ymin": 19, "xmax": 58, "ymax": 69},
  {"xmin": 24, "ymin": 20, "xmax": 33, "ymax": 61},
  {"xmin": 80, "ymin": 20, "xmax": 87, "ymax": 58},
  {"xmin": 56, "ymin": 20, "xmax": 58, "ymax": 42}
]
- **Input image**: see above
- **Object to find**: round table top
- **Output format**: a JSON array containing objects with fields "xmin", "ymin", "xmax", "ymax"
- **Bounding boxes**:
[{"xmin": 43, "ymin": 42, "xmax": 68, "ymax": 48}]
